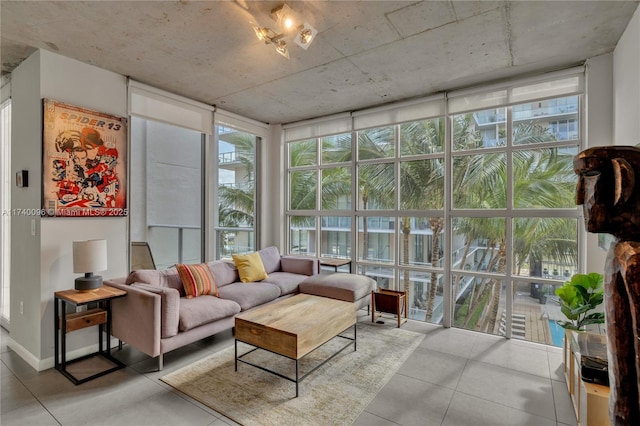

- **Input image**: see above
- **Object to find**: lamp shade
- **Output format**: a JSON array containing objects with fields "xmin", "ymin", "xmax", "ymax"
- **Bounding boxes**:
[{"xmin": 73, "ymin": 239, "xmax": 107, "ymax": 273}]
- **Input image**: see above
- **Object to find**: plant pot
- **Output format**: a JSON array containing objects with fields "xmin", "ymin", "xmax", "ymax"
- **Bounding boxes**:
[{"xmin": 539, "ymin": 295, "xmax": 547, "ymax": 304}]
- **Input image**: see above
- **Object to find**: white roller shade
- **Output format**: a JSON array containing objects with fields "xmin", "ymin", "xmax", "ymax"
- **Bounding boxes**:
[
  {"xmin": 353, "ymin": 95, "xmax": 445, "ymax": 130},
  {"xmin": 449, "ymin": 66, "xmax": 584, "ymax": 113},
  {"xmin": 128, "ymin": 80, "xmax": 213, "ymax": 134},
  {"xmin": 215, "ymin": 108, "xmax": 269, "ymax": 138},
  {"xmin": 283, "ymin": 112, "xmax": 352, "ymax": 142}
]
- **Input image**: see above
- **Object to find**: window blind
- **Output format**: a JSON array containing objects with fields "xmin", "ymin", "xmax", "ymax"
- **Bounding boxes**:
[
  {"xmin": 352, "ymin": 94, "xmax": 446, "ymax": 130},
  {"xmin": 283, "ymin": 112, "xmax": 352, "ymax": 142},
  {"xmin": 215, "ymin": 108, "xmax": 269, "ymax": 138},
  {"xmin": 128, "ymin": 80, "xmax": 214, "ymax": 134},
  {"xmin": 448, "ymin": 66, "xmax": 584, "ymax": 114}
]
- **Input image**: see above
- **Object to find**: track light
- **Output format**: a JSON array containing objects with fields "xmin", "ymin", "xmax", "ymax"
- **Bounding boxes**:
[{"xmin": 252, "ymin": 3, "xmax": 317, "ymax": 59}]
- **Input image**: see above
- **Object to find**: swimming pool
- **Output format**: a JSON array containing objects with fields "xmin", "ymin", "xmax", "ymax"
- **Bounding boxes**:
[{"xmin": 548, "ymin": 319, "xmax": 565, "ymax": 347}]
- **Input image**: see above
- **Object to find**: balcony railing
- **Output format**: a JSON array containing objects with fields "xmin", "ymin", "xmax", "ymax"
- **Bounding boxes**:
[
  {"xmin": 148, "ymin": 225, "xmax": 201, "ymax": 269},
  {"xmin": 218, "ymin": 151, "xmax": 239, "ymax": 164}
]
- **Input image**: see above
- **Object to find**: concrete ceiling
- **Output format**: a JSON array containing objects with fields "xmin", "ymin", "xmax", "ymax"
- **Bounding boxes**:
[{"xmin": 1, "ymin": 1, "xmax": 638, "ymax": 124}]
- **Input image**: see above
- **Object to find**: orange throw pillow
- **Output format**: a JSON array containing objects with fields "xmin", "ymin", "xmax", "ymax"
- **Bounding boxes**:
[{"xmin": 176, "ymin": 263, "xmax": 219, "ymax": 299}]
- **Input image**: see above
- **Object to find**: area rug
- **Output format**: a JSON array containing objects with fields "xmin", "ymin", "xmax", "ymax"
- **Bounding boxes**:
[{"xmin": 160, "ymin": 323, "xmax": 424, "ymax": 425}]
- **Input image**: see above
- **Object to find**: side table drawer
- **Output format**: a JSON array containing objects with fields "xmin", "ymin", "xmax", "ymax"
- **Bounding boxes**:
[{"xmin": 62, "ymin": 308, "xmax": 107, "ymax": 332}]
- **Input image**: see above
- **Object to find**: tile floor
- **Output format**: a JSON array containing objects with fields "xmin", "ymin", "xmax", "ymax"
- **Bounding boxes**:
[{"xmin": 1, "ymin": 312, "xmax": 577, "ymax": 426}]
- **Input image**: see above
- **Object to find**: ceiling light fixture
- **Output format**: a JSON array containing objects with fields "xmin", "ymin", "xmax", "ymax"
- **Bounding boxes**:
[{"xmin": 251, "ymin": 3, "xmax": 317, "ymax": 59}]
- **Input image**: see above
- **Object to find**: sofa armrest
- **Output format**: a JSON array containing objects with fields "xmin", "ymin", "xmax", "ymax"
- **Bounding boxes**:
[
  {"xmin": 281, "ymin": 256, "xmax": 319, "ymax": 276},
  {"xmin": 131, "ymin": 283, "xmax": 180, "ymax": 339},
  {"xmin": 109, "ymin": 282, "xmax": 161, "ymax": 357}
]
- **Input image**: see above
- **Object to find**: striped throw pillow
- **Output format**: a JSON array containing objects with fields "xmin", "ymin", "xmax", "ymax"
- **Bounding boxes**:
[{"xmin": 176, "ymin": 263, "xmax": 219, "ymax": 299}]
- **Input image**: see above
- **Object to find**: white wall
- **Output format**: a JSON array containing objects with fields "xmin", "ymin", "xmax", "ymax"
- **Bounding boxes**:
[
  {"xmin": 583, "ymin": 53, "xmax": 614, "ymax": 275},
  {"xmin": 614, "ymin": 4, "xmax": 640, "ymax": 146},
  {"xmin": 262, "ymin": 124, "xmax": 284, "ymax": 248},
  {"xmin": 10, "ymin": 50, "xmax": 128, "ymax": 370}
]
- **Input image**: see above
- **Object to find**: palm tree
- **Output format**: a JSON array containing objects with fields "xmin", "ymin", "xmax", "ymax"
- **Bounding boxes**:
[
  {"xmin": 398, "ymin": 118, "xmax": 445, "ymax": 321},
  {"xmin": 357, "ymin": 128, "xmax": 395, "ymax": 265},
  {"xmin": 453, "ymin": 120, "xmax": 578, "ymax": 332}
]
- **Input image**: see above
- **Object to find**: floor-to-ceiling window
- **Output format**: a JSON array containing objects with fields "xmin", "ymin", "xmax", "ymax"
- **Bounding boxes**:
[
  {"xmin": 128, "ymin": 81, "xmax": 213, "ymax": 268},
  {"xmin": 0, "ymin": 96, "xmax": 11, "ymax": 328},
  {"xmin": 130, "ymin": 117, "xmax": 204, "ymax": 268},
  {"xmin": 449, "ymin": 80, "xmax": 581, "ymax": 344},
  {"xmin": 215, "ymin": 125, "xmax": 259, "ymax": 258},
  {"xmin": 284, "ymin": 70, "xmax": 583, "ymax": 346}
]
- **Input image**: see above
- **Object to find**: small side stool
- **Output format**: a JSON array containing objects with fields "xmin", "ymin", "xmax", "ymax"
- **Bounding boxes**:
[{"xmin": 371, "ymin": 289, "xmax": 408, "ymax": 328}]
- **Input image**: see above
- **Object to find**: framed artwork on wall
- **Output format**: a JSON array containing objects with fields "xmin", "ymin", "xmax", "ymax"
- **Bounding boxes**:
[{"xmin": 42, "ymin": 99, "xmax": 128, "ymax": 217}]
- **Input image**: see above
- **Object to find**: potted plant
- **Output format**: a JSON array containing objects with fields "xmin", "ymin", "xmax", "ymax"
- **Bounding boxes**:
[{"xmin": 555, "ymin": 272, "xmax": 605, "ymax": 330}]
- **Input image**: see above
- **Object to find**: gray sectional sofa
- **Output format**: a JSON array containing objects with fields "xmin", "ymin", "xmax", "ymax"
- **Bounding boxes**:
[{"xmin": 106, "ymin": 246, "xmax": 321, "ymax": 370}]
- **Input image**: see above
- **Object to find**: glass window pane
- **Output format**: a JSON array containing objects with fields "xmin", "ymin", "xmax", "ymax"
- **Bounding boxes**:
[
  {"xmin": 453, "ymin": 153, "xmax": 506, "ymax": 209},
  {"xmin": 217, "ymin": 127, "xmax": 255, "ymax": 229},
  {"xmin": 321, "ymin": 216, "xmax": 351, "ymax": 258},
  {"xmin": 452, "ymin": 108, "xmax": 506, "ymax": 151},
  {"xmin": 321, "ymin": 133, "xmax": 351, "ymax": 164},
  {"xmin": 451, "ymin": 217, "xmax": 507, "ymax": 274},
  {"xmin": 289, "ymin": 139, "xmax": 317, "ymax": 167},
  {"xmin": 358, "ymin": 126, "xmax": 395, "ymax": 160},
  {"xmin": 216, "ymin": 126, "xmax": 257, "ymax": 259},
  {"xmin": 512, "ymin": 280, "xmax": 563, "ymax": 346},
  {"xmin": 513, "ymin": 147, "xmax": 578, "ymax": 209},
  {"xmin": 131, "ymin": 117, "xmax": 202, "ymax": 267},
  {"xmin": 321, "ymin": 167, "xmax": 351, "ymax": 210},
  {"xmin": 358, "ymin": 264, "xmax": 395, "ymax": 291},
  {"xmin": 289, "ymin": 171, "xmax": 317, "ymax": 210},
  {"xmin": 405, "ymin": 270, "xmax": 444, "ymax": 324},
  {"xmin": 512, "ymin": 217, "xmax": 578, "ymax": 280},
  {"xmin": 358, "ymin": 163, "xmax": 395, "ymax": 209},
  {"xmin": 400, "ymin": 118, "xmax": 444, "ymax": 155},
  {"xmin": 399, "ymin": 217, "xmax": 444, "ymax": 267},
  {"xmin": 453, "ymin": 274, "xmax": 505, "ymax": 336},
  {"xmin": 400, "ymin": 159, "xmax": 444, "ymax": 209},
  {"xmin": 217, "ymin": 229, "xmax": 255, "ymax": 259},
  {"xmin": 289, "ymin": 216, "xmax": 316, "ymax": 255},
  {"xmin": 358, "ymin": 216, "xmax": 395, "ymax": 263},
  {"xmin": 513, "ymin": 96, "xmax": 579, "ymax": 144}
]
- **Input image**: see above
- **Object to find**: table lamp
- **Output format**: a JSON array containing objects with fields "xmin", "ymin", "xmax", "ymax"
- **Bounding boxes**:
[{"xmin": 73, "ymin": 239, "xmax": 107, "ymax": 292}]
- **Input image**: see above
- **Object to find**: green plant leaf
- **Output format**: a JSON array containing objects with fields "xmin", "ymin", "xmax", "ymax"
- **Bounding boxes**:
[{"xmin": 556, "ymin": 272, "xmax": 605, "ymax": 329}]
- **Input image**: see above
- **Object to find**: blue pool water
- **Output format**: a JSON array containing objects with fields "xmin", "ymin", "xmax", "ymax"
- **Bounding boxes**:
[{"xmin": 548, "ymin": 319, "xmax": 564, "ymax": 347}]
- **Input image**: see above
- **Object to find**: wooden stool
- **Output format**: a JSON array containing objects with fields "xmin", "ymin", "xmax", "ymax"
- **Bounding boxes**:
[{"xmin": 371, "ymin": 289, "xmax": 408, "ymax": 328}]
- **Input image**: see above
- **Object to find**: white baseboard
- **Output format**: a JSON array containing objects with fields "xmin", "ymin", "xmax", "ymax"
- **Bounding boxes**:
[{"xmin": 7, "ymin": 336, "xmax": 121, "ymax": 372}]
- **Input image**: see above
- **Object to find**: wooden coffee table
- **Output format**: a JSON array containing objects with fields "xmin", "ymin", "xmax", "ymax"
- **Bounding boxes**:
[{"xmin": 234, "ymin": 293, "xmax": 356, "ymax": 397}]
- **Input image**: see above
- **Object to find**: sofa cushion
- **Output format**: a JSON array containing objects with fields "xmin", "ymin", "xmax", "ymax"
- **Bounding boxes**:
[
  {"xmin": 126, "ymin": 267, "xmax": 184, "ymax": 297},
  {"xmin": 217, "ymin": 282, "xmax": 281, "ymax": 311},
  {"xmin": 281, "ymin": 256, "xmax": 317, "ymax": 276},
  {"xmin": 207, "ymin": 260, "xmax": 239, "ymax": 287},
  {"xmin": 131, "ymin": 283, "xmax": 180, "ymax": 338},
  {"xmin": 299, "ymin": 273, "xmax": 376, "ymax": 302},
  {"xmin": 178, "ymin": 296, "xmax": 241, "ymax": 332},
  {"xmin": 258, "ymin": 246, "xmax": 282, "ymax": 274},
  {"xmin": 263, "ymin": 272, "xmax": 309, "ymax": 296},
  {"xmin": 176, "ymin": 263, "xmax": 219, "ymax": 298},
  {"xmin": 232, "ymin": 252, "xmax": 268, "ymax": 283}
]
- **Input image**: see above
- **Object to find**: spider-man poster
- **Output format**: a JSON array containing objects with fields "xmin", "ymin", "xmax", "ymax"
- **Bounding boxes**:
[{"xmin": 42, "ymin": 99, "xmax": 127, "ymax": 217}]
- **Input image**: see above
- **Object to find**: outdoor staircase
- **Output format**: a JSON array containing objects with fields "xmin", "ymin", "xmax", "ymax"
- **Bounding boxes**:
[{"xmin": 498, "ymin": 312, "xmax": 526, "ymax": 339}]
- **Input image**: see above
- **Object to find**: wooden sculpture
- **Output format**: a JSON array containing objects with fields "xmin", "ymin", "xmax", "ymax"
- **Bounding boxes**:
[{"xmin": 574, "ymin": 145, "xmax": 640, "ymax": 426}]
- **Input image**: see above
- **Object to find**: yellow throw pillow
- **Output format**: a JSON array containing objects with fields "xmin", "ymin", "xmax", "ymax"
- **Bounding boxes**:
[
  {"xmin": 232, "ymin": 252, "xmax": 268, "ymax": 283},
  {"xmin": 176, "ymin": 263, "xmax": 219, "ymax": 299}
]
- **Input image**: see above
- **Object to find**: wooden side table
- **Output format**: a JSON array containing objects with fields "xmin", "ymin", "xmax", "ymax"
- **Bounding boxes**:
[
  {"xmin": 320, "ymin": 258, "xmax": 352, "ymax": 273},
  {"xmin": 371, "ymin": 289, "xmax": 408, "ymax": 328},
  {"xmin": 563, "ymin": 329, "xmax": 610, "ymax": 426},
  {"xmin": 54, "ymin": 285, "xmax": 127, "ymax": 384}
]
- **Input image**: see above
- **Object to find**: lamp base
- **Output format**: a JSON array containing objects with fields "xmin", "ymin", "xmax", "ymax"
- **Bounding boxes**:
[{"xmin": 75, "ymin": 274, "xmax": 103, "ymax": 292}]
